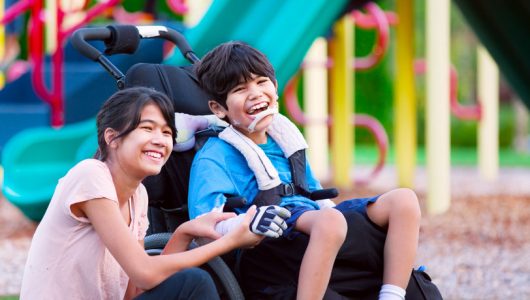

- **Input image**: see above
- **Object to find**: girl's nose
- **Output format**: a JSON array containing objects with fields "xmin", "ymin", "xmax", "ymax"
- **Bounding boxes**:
[{"xmin": 150, "ymin": 131, "xmax": 167, "ymax": 146}]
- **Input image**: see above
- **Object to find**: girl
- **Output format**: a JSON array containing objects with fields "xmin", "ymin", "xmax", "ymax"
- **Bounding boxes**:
[{"xmin": 20, "ymin": 87, "xmax": 263, "ymax": 300}]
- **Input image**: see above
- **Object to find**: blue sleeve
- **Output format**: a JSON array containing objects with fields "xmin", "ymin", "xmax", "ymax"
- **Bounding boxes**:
[
  {"xmin": 188, "ymin": 139, "xmax": 252, "ymax": 219},
  {"xmin": 305, "ymin": 158, "xmax": 323, "ymax": 191},
  {"xmin": 188, "ymin": 155, "xmax": 237, "ymax": 219}
]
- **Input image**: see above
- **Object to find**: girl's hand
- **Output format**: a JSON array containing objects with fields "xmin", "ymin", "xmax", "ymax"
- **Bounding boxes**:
[
  {"xmin": 179, "ymin": 211, "xmax": 236, "ymax": 240},
  {"xmin": 224, "ymin": 206, "xmax": 264, "ymax": 248}
]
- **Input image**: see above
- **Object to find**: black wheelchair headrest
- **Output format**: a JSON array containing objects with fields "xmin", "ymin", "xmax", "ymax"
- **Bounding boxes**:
[{"xmin": 124, "ymin": 63, "xmax": 212, "ymax": 115}]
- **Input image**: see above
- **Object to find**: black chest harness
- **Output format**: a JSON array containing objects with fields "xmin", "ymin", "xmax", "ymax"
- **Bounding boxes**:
[{"xmin": 252, "ymin": 149, "xmax": 338, "ymax": 207}]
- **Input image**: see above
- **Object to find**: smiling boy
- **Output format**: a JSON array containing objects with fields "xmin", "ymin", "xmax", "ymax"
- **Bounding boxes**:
[{"xmin": 189, "ymin": 41, "xmax": 421, "ymax": 300}]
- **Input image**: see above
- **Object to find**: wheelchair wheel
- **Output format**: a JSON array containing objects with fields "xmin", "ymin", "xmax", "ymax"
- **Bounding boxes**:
[{"xmin": 144, "ymin": 233, "xmax": 245, "ymax": 300}]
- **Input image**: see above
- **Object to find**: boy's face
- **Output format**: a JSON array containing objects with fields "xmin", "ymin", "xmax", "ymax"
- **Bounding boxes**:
[{"xmin": 209, "ymin": 73, "xmax": 278, "ymax": 143}]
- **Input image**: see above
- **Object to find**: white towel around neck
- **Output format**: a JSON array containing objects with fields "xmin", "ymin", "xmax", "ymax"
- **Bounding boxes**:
[{"xmin": 218, "ymin": 114, "xmax": 308, "ymax": 190}]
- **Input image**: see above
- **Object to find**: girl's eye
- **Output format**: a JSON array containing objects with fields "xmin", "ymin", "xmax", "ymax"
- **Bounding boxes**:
[
  {"xmin": 141, "ymin": 126, "xmax": 153, "ymax": 131},
  {"xmin": 163, "ymin": 129, "xmax": 173, "ymax": 136}
]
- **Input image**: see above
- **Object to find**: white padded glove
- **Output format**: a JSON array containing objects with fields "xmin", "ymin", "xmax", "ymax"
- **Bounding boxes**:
[
  {"xmin": 249, "ymin": 205, "xmax": 291, "ymax": 238},
  {"xmin": 173, "ymin": 113, "xmax": 228, "ymax": 151}
]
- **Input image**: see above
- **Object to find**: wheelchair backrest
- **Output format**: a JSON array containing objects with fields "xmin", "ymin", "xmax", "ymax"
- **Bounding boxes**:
[
  {"xmin": 123, "ymin": 63, "xmax": 212, "ymax": 115},
  {"xmin": 123, "ymin": 63, "xmax": 215, "ymax": 233}
]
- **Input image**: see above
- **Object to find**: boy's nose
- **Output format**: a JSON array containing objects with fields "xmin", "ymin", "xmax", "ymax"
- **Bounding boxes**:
[{"xmin": 248, "ymin": 84, "xmax": 262, "ymax": 100}]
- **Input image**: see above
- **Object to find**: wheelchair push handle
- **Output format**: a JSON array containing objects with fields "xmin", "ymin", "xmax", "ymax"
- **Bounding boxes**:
[
  {"xmin": 71, "ymin": 27, "xmax": 113, "ymax": 61},
  {"xmin": 71, "ymin": 25, "xmax": 199, "ymax": 88},
  {"xmin": 72, "ymin": 25, "xmax": 198, "ymax": 62}
]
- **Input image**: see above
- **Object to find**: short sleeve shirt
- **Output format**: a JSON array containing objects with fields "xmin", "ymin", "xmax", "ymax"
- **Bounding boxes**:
[{"xmin": 20, "ymin": 159, "xmax": 149, "ymax": 300}]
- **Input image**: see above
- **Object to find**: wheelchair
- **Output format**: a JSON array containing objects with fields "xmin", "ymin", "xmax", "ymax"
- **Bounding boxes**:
[
  {"xmin": 72, "ymin": 24, "xmax": 442, "ymax": 300},
  {"xmin": 72, "ymin": 24, "xmax": 245, "ymax": 300}
]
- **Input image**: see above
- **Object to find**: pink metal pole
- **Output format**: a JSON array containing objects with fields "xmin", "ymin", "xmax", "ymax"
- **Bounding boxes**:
[
  {"xmin": 351, "ymin": 2, "xmax": 393, "ymax": 70},
  {"xmin": 415, "ymin": 59, "xmax": 481, "ymax": 121},
  {"xmin": 284, "ymin": 74, "xmax": 388, "ymax": 185}
]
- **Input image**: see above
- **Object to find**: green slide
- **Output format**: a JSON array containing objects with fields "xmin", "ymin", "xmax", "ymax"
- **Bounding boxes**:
[
  {"xmin": 2, "ymin": 0, "xmax": 352, "ymax": 221},
  {"xmin": 453, "ymin": 0, "xmax": 530, "ymax": 109},
  {"xmin": 165, "ymin": 0, "xmax": 351, "ymax": 90},
  {"xmin": 1, "ymin": 119, "xmax": 96, "ymax": 221}
]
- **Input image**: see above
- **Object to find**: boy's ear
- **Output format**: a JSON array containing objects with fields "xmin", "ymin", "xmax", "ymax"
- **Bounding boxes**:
[{"xmin": 208, "ymin": 100, "xmax": 227, "ymax": 119}]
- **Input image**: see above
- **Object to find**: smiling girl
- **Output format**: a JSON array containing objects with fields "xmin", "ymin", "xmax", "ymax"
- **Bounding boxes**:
[{"xmin": 20, "ymin": 87, "xmax": 263, "ymax": 300}]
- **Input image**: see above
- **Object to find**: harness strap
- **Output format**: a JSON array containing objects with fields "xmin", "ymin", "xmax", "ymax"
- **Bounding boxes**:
[{"xmin": 252, "ymin": 150, "xmax": 317, "ymax": 207}]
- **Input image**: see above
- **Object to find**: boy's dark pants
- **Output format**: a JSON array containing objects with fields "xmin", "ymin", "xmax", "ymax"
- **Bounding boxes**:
[{"xmin": 239, "ymin": 209, "xmax": 387, "ymax": 299}]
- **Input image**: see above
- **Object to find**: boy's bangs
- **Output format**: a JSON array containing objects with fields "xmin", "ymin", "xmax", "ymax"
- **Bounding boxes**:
[{"xmin": 224, "ymin": 56, "xmax": 255, "ymax": 92}]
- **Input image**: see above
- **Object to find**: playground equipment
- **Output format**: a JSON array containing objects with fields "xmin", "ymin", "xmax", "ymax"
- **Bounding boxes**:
[
  {"xmin": 1, "ymin": 0, "xmax": 122, "ymax": 127},
  {"xmin": 423, "ymin": 0, "xmax": 499, "ymax": 214},
  {"xmin": 453, "ymin": 0, "xmax": 530, "ymax": 110},
  {"xmin": 477, "ymin": 46, "xmax": 499, "ymax": 181},
  {"xmin": 2, "ymin": 119, "xmax": 95, "ymax": 221},
  {"xmin": 0, "ymin": 0, "xmax": 170, "ymax": 152},
  {"xmin": 1, "ymin": 0, "xmax": 358, "ymax": 222},
  {"xmin": 0, "ymin": 0, "xmax": 515, "ymax": 220},
  {"xmin": 283, "ymin": 2, "xmax": 394, "ymax": 188}
]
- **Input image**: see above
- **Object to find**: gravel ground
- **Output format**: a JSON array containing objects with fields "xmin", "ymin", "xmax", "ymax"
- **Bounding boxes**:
[{"xmin": 1, "ymin": 166, "xmax": 530, "ymax": 298}]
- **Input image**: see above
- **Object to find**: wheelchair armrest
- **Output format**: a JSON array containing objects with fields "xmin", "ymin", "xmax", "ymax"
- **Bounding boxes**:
[
  {"xmin": 309, "ymin": 188, "xmax": 339, "ymax": 200},
  {"xmin": 224, "ymin": 196, "xmax": 247, "ymax": 212}
]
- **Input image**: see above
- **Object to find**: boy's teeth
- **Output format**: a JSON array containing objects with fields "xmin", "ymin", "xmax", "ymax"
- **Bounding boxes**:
[{"xmin": 248, "ymin": 103, "xmax": 269, "ymax": 114}]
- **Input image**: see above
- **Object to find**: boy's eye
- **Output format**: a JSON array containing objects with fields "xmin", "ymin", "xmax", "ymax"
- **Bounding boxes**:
[{"xmin": 232, "ymin": 86, "xmax": 244, "ymax": 93}]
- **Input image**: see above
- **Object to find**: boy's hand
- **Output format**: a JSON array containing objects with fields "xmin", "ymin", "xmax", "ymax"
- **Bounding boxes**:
[
  {"xmin": 173, "ymin": 113, "xmax": 208, "ymax": 151},
  {"xmin": 224, "ymin": 206, "xmax": 264, "ymax": 248},
  {"xmin": 173, "ymin": 113, "xmax": 228, "ymax": 151},
  {"xmin": 249, "ymin": 205, "xmax": 291, "ymax": 238}
]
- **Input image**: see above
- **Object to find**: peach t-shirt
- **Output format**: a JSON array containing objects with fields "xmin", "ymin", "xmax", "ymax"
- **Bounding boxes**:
[{"xmin": 20, "ymin": 159, "xmax": 149, "ymax": 300}]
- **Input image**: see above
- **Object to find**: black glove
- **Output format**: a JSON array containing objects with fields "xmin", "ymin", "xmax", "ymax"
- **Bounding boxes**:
[{"xmin": 249, "ymin": 205, "xmax": 291, "ymax": 238}]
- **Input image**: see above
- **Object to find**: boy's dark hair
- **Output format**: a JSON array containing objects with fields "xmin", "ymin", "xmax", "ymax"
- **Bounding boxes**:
[
  {"xmin": 95, "ymin": 86, "xmax": 176, "ymax": 161},
  {"xmin": 195, "ymin": 41, "xmax": 276, "ymax": 108}
]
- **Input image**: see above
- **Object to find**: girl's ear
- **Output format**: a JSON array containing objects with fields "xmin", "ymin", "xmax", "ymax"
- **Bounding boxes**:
[
  {"xmin": 208, "ymin": 100, "xmax": 227, "ymax": 119},
  {"xmin": 104, "ymin": 128, "xmax": 118, "ymax": 148}
]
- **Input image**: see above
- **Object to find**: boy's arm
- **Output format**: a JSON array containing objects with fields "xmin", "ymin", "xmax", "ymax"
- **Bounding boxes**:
[{"xmin": 188, "ymin": 156, "xmax": 237, "ymax": 219}]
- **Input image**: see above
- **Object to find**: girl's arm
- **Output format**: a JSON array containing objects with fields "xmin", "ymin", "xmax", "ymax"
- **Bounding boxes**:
[
  {"xmin": 79, "ymin": 198, "xmax": 261, "ymax": 291},
  {"xmin": 123, "ymin": 239, "xmax": 146, "ymax": 300},
  {"xmin": 162, "ymin": 211, "xmax": 237, "ymax": 254}
]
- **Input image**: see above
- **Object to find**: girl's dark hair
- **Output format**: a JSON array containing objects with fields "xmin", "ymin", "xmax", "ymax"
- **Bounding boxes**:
[
  {"xmin": 195, "ymin": 41, "xmax": 276, "ymax": 108},
  {"xmin": 95, "ymin": 86, "xmax": 176, "ymax": 161}
]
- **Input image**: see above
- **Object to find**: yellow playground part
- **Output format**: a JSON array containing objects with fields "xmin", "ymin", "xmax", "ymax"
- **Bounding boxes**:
[
  {"xmin": 330, "ymin": 15, "xmax": 354, "ymax": 189},
  {"xmin": 394, "ymin": 0, "xmax": 416, "ymax": 188}
]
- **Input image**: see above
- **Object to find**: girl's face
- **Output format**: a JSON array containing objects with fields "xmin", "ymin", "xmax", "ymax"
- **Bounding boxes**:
[
  {"xmin": 210, "ymin": 73, "xmax": 278, "ymax": 144},
  {"xmin": 109, "ymin": 103, "xmax": 173, "ymax": 180}
]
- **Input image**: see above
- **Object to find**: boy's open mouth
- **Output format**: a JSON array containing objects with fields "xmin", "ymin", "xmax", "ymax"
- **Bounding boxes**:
[{"xmin": 247, "ymin": 102, "xmax": 269, "ymax": 115}]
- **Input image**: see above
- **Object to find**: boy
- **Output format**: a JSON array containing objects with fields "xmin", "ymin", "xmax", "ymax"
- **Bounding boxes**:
[{"xmin": 189, "ymin": 41, "xmax": 421, "ymax": 300}]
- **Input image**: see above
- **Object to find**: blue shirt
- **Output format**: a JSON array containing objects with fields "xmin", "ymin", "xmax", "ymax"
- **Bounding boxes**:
[{"xmin": 188, "ymin": 136, "xmax": 322, "ymax": 219}]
